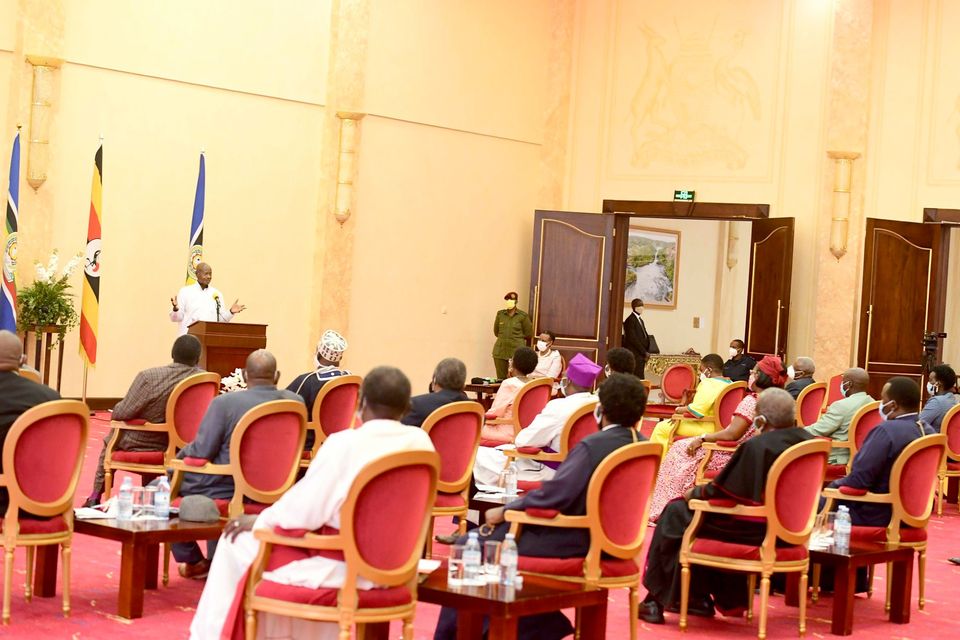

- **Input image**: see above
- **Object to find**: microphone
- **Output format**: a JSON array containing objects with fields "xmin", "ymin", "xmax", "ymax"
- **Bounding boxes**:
[{"xmin": 213, "ymin": 293, "xmax": 221, "ymax": 321}]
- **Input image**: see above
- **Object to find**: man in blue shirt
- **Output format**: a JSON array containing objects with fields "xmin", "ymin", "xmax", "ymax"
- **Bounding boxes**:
[{"xmin": 920, "ymin": 364, "xmax": 958, "ymax": 431}]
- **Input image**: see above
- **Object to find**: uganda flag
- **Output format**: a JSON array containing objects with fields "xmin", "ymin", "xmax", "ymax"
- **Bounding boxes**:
[
  {"xmin": 79, "ymin": 145, "xmax": 102, "ymax": 367},
  {"xmin": 0, "ymin": 130, "xmax": 19, "ymax": 333}
]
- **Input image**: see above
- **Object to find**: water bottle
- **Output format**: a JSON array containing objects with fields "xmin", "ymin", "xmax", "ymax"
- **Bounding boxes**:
[
  {"xmin": 500, "ymin": 533, "xmax": 519, "ymax": 587},
  {"xmin": 117, "ymin": 477, "xmax": 134, "ymax": 521},
  {"xmin": 504, "ymin": 462, "xmax": 518, "ymax": 497},
  {"xmin": 463, "ymin": 531, "xmax": 483, "ymax": 585},
  {"xmin": 834, "ymin": 506, "xmax": 851, "ymax": 554},
  {"xmin": 155, "ymin": 477, "xmax": 171, "ymax": 519}
]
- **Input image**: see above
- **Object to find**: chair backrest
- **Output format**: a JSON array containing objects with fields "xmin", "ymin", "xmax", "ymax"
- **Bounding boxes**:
[
  {"xmin": 826, "ymin": 373, "xmax": 844, "ymax": 408},
  {"xmin": 513, "ymin": 377, "xmax": 554, "ymax": 434},
  {"xmin": 313, "ymin": 374, "xmax": 362, "ymax": 439},
  {"xmin": 583, "ymin": 441, "xmax": 661, "ymax": 579},
  {"xmin": 765, "ymin": 438, "xmax": 831, "ymax": 546},
  {"xmin": 889, "ymin": 434, "xmax": 946, "ymax": 530},
  {"xmin": 558, "ymin": 400, "xmax": 601, "ymax": 458},
  {"xmin": 168, "ymin": 372, "xmax": 221, "ymax": 449},
  {"xmin": 2, "ymin": 400, "xmax": 89, "ymax": 518},
  {"xmin": 230, "ymin": 400, "xmax": 308, "ymax": 508},
  {"xmin": 849, "ymin": 401, "xmax": 882, "ymax": 453},
  {"xmin": 940, "ymin": 403, "xmax": 960, "ymax": 461},
  {"xmin": 661, "ymin": 364, "xmax": 696, "ymax": 403},
  {"xmin": 796, "ymin": 382, "xmax": 828, "ymax": 427},
  {"xmin": 555, "ymin": 352, "xmax": 567, "ymax": 383},
  {"xmin": 341, "ymin": 450, "xmax": 439, "ymax": 588},
  {"xmin": 422, "ymin": 401, "xmax": 484, "ymax": 494},
  {"xmin": 713, "ymin": 381, "xmax": 748, "ymax": 430}
]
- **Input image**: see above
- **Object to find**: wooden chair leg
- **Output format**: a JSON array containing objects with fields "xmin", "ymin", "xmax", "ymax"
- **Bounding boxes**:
[
  {"xmin": 24, "ymin": 547, "xmax": 34, "ymax": 601},
  {"xmin": 747, "ymin": 573, "xmax": 756, "ymax": 622},
  {"xmin": 103, "ymin": 468, "xmax": 113, "ymax": 501},
  {"xmin": 811, "ymin": 564, "xmax": 821, "ymax": 603},
  {"xmin": 163, "ymin": 543, "xmax": 170, "ymax": 586},
  {"xmin": 918, "ymin": 547, "xmax": 927, "ymax": 610},
  {"xmin": 402, "ymin": 616, "xmax": 414, "ymax": 640},
  {"xmin": 3, "ymin": 548, "xmax": 13, "ymax": 624},
  {"xmin": 885, "ymin": 561, "xmax": 892, "ymax": 613},
  {"xmin": 758, "ymin": 575, "xmax": 771, "ymax": 640},
  {"xmin": 866, "ymin": 564, "xmax": 875, "ymax": 598},
  {"xmin": 339, "ymin": 622, "xmax": 350, "ymax": 640},
  {"xmin": 245, "ymin": 607, "xmax": 256, "ymax": 639},
  {"xmin": 798, "ymin": 570, "xmax": 808, "ymax": 637},
  {"xmin": 457, "ymin": 513, "xmax": 467, "ymax": 536},
  {"xmin": 629, "ymin": 585, "xmax": 639, "ymax": 640},
  {"xmin": 61, "ymin": 544, "xmax": 71, "ymax": 618},
  {"xmin": 679, "ymin": 564, "xmax": 691, "ymax": 632},
  {"xmin": 424, "ymin": 517, "xmax": 434, "ymax": 560},
  {"xmin": 938, "ymin": 476, "xmax": 945, "ymax": 516}
]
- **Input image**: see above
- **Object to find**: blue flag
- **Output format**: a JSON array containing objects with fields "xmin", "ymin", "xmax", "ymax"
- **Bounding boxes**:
[
  {"xmin": 185, "ymin": 152, "xmax": 205, "ymax": 284},
  {"xmin": 1, "ymin": 131, "xmax": 19, "ymax": 332}
]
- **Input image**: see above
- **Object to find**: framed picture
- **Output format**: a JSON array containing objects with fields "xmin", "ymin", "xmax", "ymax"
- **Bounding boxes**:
[{"xmin": 624, "ymin": 226, "xmax": 680, "ymax": 309}]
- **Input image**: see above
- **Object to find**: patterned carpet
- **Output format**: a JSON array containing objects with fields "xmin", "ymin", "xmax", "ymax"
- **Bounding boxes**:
[{"xmin": 0, "ymin": 412, "xmax": 958, "ymax": 638}]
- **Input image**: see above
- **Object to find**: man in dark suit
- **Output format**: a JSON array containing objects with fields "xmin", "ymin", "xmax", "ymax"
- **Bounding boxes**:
[
  {"xmin": 0, "ymin": 330, "xmax": 61, "ymax": 513},
  {"xmin": 622, "ymin": 298, "xmax": 651, "ymax": 378},
  {"xmin": 401, "ymin": 357, "xmax": 469, "ymax": 427}
]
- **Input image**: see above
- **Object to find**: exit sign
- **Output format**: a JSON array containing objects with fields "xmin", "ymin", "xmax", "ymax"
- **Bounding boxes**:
[{"xmin": 674, "ymin": 190, "xmax": 695, "ymax": 202}]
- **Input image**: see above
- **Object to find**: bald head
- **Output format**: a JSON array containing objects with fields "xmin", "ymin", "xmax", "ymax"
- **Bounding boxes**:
[
  {"xmin": 243, "ymin": 349, "xmax": 279, "ymax": 387},
  {"xmin": 756, "ymin": 388, "xmax": 797, "ymax": 429},
  {"xmin": 792, "ymin": 357, "xmax": 815, "ymax": 378},
  {"xmin": 0, "ymin": 330, "xmax": 24, "ymax": 372},
  {"xmin": 195, "ymin": 262, "xmax": 212, "ymax": 288},
  {"xmin": 843, "ymin": 367, "xmax": 869, "ymax": 393}
]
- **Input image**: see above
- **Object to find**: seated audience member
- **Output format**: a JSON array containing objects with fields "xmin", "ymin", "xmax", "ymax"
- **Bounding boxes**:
[
  {"xmin": 401, "ymin": 357, "xmax": 468, "ymax": 427},
  {"xmin": 640, "ymin": 388, "xmax": 812, "ymax": 624},
  {"xmin": 473, "ymin": 353, "xmax": 602, "ymax": 486},
  {"xmin": 785, "ymin": 356, "xmax": 816, "ymax": 399},
  {"xmin": 605, "ymin": 346, "xmax": 637, "ymax": 377},
  {"xmin": 829, "ymin": 376, "xmax": 935, "ymax": 526},
  {"xmin": 172, "ymin": 349, "xmax": 304, "ymax": 579},
  {"xmin": 649, "ymin": 355, "xmax": 788, "ymax": 520},
  {"xmin": 480, "ymin": 347, "xmax": 540, "ymax": 444},
  {"xmin": 722, "ymin": 339, "xmax": 756, "ymax": 383},
  {"xmin": 649, "ymin": 353, "xmax": 731, "ymax": 455},
  {"xmin": 434, "ymin": 373, "xmax": 649, "ymax": 640},
  {"xmin": 920, "ymin": 364, "xmax": 958, "ymax": 430},
  {"xmin": 189, "ymin": 366, "xmax": 434, "ymax": 640},
  {"xmin": 531, "ymin": 330, "xmax": 563, "ymax": 380},
  {"xmin": 803, "ymin": 367, "xmax": 873, "ymax": 465},
  {"xmin": 0, "ymin": 330, "xmax": 60, "ymax": 514},
  {"xmin": 285, "ymin": 329, "xmax": 349, "ymax": 414},
  {"xmin": 86, "ymin": 334, "xmax": 203, "ymax": 505}
]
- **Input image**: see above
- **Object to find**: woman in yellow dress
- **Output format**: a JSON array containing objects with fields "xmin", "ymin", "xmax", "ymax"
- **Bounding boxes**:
[{"xmin": 649, "ymin": 353, "xmax": 731, "ymax": 456}]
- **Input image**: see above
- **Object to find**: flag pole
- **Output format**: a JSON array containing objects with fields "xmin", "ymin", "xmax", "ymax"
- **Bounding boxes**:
[{"xmin": 81, "ymin": 362, "xmax": 88, "ymax": 405}]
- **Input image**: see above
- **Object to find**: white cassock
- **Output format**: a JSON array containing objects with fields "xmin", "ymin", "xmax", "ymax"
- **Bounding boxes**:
[
  {"xmin": 189, "ymin": 420, "xmax": 435, "ymax": 640},
  {"xmin": 170, "ymin": 282, "xmax": 234, "ymax": 336},
  {"xmin": 473, "ymin": 392, "xmax": 596, "ymax": 486}
]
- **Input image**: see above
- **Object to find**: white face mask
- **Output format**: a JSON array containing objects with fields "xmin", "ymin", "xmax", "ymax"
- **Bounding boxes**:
[
  {"xmin": 927, "ymin": 381, "xmax": 938, "ymax": 395},
  {"xmin": 559, "ymin": 378, "xmax": 569, "ymax": 396},
  {"xmin": 840, "ymin": 381, "xmax": 850, "ymax": 397},
  {"xmin": 699, "ymin": 371, "xmax": 709, "ymax": 383},
  {"xmin": 729, "ymin": 347, "xmax": 739, "ymax": 359},
  {"xmin": 593, "ymin": 404, "xmax": 603, "ymax": 426},
  {"xmin": 536, "ymin": 340, "xmax": 548, "ymax": 352},
  {"xmin": 787, "ymin": 365, "xmax": 796, "ymax": 379},
  {"xmin": 604, "ymin": 364, "xmax": 612, "ymax": 378},
  {"xmin": 879, "ymin": 400, "xmax": 894, "ymax": 421}
]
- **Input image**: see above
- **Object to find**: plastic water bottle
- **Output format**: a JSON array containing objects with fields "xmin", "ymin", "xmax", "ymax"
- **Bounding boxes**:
[
  {"xmin": 834, "ymin": 506, "xmax": 852, "ymax": 554},
  {"xmin": 155, "ymin": 477, "xmax": 171, "ymax": 519},
  {"xmin": 500, "ymin": 533, "xmax": 519, "ymax": 587},
  {"xmin": 463, "ymin": 531, "xmax": 483, "ymax": 585},
  {"xmin": 504, "ymin": 462, "xmax": 518, "ymax": 497},
  {"xmin": 117, "ymin": 477, "xmax": 134, "ymax": 521}
]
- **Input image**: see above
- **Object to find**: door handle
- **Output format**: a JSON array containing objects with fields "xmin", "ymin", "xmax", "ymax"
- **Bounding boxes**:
[
  {"xmin": 864, "ymin": 304, "xmax": 873, "ymax": 370},
  {"xmin": 773, "ymin": 299, "xmax": 782, "ymax": 356}
]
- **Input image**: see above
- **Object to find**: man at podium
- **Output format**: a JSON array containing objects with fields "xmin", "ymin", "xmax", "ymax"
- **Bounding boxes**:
[{"xmin": 170, "ymin": 262, "xmax": 246, "ymax": 335}]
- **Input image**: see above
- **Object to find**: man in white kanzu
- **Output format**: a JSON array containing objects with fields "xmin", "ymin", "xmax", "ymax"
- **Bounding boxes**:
[
  {"xmin": 170, "ymin": 262, "xmax": 246, "ymax": 335},
  {"xmin": 188, "ymin": 366, "xmax": 435, "ymax": 640}
]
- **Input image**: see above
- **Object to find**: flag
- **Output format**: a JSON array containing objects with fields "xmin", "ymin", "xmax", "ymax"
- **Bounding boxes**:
[
  {"xmin": 0, "ymin": 131, "xmax": 19, "ymax": 332},
  {"xmin": 79, "ymin": 145, "xmax": 102, "ymax": 367},
  {"xmin": 185, "ymin": 153, "xmax": 205, "ymax": 284}
]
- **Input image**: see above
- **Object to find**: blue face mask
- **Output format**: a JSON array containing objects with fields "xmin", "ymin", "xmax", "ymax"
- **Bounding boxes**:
[
  {"xmin": 840, "ymin": 381, "xmax": 850, "ymax": 397},
  {"xmin": 879, "ymin": 400, "xmax": 894, "ymax": 421}
]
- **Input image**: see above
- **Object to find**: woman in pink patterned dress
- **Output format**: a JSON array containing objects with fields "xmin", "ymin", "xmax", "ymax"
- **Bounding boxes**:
[{"xmin": 649, "ymin": 355, "xmax": 789, "ymax": 521}]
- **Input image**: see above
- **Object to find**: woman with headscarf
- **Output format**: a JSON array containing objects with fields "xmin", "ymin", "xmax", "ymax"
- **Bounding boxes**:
[{"xmin": 648, "ymin": 355, "xmax": 788, "ymax": 521}]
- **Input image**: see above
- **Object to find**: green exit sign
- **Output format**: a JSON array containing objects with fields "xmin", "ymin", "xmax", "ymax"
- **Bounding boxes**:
[{"xmin": 674, "ymin": 190, "xmax": 695, "ymax": 202}]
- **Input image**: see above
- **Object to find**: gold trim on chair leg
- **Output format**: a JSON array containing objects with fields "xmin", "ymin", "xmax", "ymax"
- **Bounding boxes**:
[
  {"xmin": 747, "ymin": 573, "xmax": 755, "ymax": 622},
  {"xmin": 758, "ymin": 575, "xmax": 771, "ymax": 640},
  {"xmin": 103, "ymin": 469, "xmax": 113, "ymax": 501},
  {"xmin": 163, "ymin": 543, "xmax": 170, "ymax": 587},
  {"xmin": 866, "ymin": 564, "xmax": 874, "ymax": 598},
  {"xmin": 3, "ymin": 548, "xmax": 13, "ymax": 624},
  {"xmin": 938, "ymin": 477, "xmax": 945, "ymax": 516},
  {"xmin": 811, "ymin": 564, "xmax": 821, "ymax": 603},
  {"xmin": 62, "ymin": 543, "xmax": 71, "ymax": 618},
  {"xmin": 679, "ymin": 565, "xmax": 691, "ymax": 632},
  {"xmin": 24, "ymin": 546, "xmax": 34, "ymax": 601},
  {"xmin": 884, "ymin": 561, "xmax": 892, "ymax": 613},
  {"xmin": 918, "ymin": 548, "xmax": 927, "ymax": 610},
  {"xmin": 425, "ymin": 517, "xmax": 434, "ymax": 560},
  {"xmin": 799, "ymin": 570, "xmax": 808, "ymax": 637},
  {"xmin": 403, "ymin": 616, "xmax": 414, "ymax": 640},
  {"xmin": 629, "ymin": 585, "xmax": 639, "ymax": 640},
  {"xmin": 245, "ymin": 607, "xmax": 257, "ymax": 639}
]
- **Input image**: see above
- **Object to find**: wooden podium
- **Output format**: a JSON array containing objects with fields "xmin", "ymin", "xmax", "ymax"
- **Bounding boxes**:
[{"xmin": 187, "ymin": 322, "xmax": 267, "ymax": 379}]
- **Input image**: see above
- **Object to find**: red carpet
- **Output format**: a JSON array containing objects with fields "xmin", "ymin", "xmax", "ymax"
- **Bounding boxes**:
[{"xmin": 0, "ymin": 412, "xmax": 958, "ymax": 638}]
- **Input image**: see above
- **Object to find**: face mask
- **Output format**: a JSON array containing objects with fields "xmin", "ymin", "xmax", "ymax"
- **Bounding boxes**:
[
  {"xmin": 604, "ymin": 365, "xmax": 612, "ymax": 378},
  {"xmin": 559, "ymin": 378, "xmax": 569, "ymax": 396},
  {"xmin": 593, "ymin": 404, "xmax": 603, "ymax": 426},
  {"xmin": 787, "ymin": 366, "xmax": 796, "ymax": 379},
  {"xmin": 729, "ymin": 347, "xmax": 739, "ymax": 359},
  {"xmin": 840, "ymin": 381, "xmax": 850, "ymax": 397},
  {"xmin": 747, "ymin": 372, "xmax": 757, "ymax": 390},
  {"xmin": 927, "ymin": 381, "xmax": 938, "ymax": 395},
  {"xmin": 879, "ymin": 400, "xmax": 894, "ymax": 421},
  {"xmin": 537, "ymin": 340, "xmax": 548, "ymax": 352},
  {"xmin": 753, "ymin": 415, "xmax": 767, "ymax": 432},
  {"xmin": 699, "ymin": 371, "xmax": 709, "ymax": 383},
  {"xmin": 505, "ymin": 300, "xmax": 516, "ymax": 309}
]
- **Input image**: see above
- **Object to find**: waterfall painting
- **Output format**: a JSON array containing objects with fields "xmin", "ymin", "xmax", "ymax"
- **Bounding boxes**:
[{"xmin": 624, "ymin": 226, "xmax": 680, "ymax": 309}]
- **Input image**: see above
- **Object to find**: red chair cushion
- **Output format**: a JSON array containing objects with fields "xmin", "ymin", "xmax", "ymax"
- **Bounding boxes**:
[
  {"xmin": 123, "ymin": 419, "xmax": 148, "ymax": 425},
  {"xmin": 183, "ymin": 457, "xmax": 209, "ymax": 467},
  {"xmin": 479, "ymin": 439, "xmax": 509, "ymax": 448},
  {"xmin": 243, "ymin": 502, "xmax": 269, "ymax": 515},
  {"xmin": 0, "ymin": 515, "xmax": 68, "ymax": 535},
  {"xmin": 644, "ymin": 404, "xmax": 678, "ymax": 418},
  {"xmin": 715, "ymin": 440, "xmax": 739, "ymax": 448},
  {"xmin": 838, "ymin": 486, "xmax": 868, "ymax": 496},
  {"xmin": 254, "ymin": 581, "xmax": 412, "ymax": 608},
  {"xmin": 518, "ymin": 555, "xmax": 639, "ymax": 578},
  {"xmin": 517, "ymin": 480, "xmax": 541, "ymax": 492},
  {"xmin": 301, "ymin": 450, "xmax": 312, "ymax": 460},
  {"xmin": 850, "ymin": 526, "xmax": 927, "ymax": 543},
  {"xmin": 434, "ymin": 492, "xmax": 466, "ymax": 508},
  {"xmin": 110, "ymin": 450, "xmax": 165, "ymax": 464},
  {"xmin": 948, "ymin": 461, "xmax": 960, "ymax": 471},
  {"xmin": 526, "ymin": 508, "xmax": 559, "ymax": 519},
  {"xmin": 691, "ymin": 539, "xmax": 808, "ymax": 562},
  {"xmin": 825, "ymin": 464, "xmax": 847, "ymax": 480},
  {"xmin": 702, "ymin": 469, "xmax": 719, "ymax": 480},
  {"xmin": 517, "ymin": 447, "xmax": 542, "ymax": 454}
]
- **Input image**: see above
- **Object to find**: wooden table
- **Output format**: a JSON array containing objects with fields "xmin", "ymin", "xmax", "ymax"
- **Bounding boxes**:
[
  {"xmin": 784, "ymin": 541, "xmax": 914, "ymax": 635},
  {"xmin": 465, "ymin": 382, "xmax": 501, "ymax": 410},
  {"xmin": 35, "ymin": 517, "xmax": 223, "ymax": 619},
  {"xmin": 415, "ymin": 567, "xmax": 607, "ymax": 639}
]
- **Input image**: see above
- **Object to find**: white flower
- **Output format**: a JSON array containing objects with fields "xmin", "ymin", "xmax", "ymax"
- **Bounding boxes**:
[
  {"xmin": 61, "ymin": 252, "xmax": 83, "ymax": 278},
  {"xmin": 220, "ymin": 368, "xmax": 248, "ymax": 393},
  {"xmin": 46, "ymin": 250, "xmax": 58, "ymax": 275},
  {"xmin": 34, "ymin": 261, "xmax": 49, "ymax": 283}
]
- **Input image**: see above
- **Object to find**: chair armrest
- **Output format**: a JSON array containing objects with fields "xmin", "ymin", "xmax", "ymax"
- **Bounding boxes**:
[
  {"xmin": 702, "ymin": 442, "xmax": 738, "ymax": 452},
  {"xmin": 504, "ymin": 509, "xmax": 589, "ymax": 529},
  {"xmin": 0, "ymin": 474, "xmax": 6, "ymax": 487},
  {"xmin": 167, "ymin": 459, "xmax": 233, "ymax": 476},
  {"xmin": 485, "ymin": 417, "xmax": 511, "ymax": 426},
  {"xmin": 688, "ymin": 498, "xmax": 765, "ymax": 517},
  {"xmin": 821, "ymin": 487, "xmax": 893, "ymax": 504},
  {"xmin": 110, "ymin": 420, "xmax": 169, "ymax": 433},
  {"xmin": 253, "ymin": 527, "xmax": 344, "ymax": 550}
]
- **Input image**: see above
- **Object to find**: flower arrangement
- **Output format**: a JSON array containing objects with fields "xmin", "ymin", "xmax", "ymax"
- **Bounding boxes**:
[
  {"xmin": 220, "ymin": 368, "xmax": 247, "ymax": 393},
  {"xmin": 17, "ymin": 250, "xmax": 83, "ymax": 346}
]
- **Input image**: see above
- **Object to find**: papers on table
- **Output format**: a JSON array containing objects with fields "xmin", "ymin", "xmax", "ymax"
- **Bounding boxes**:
[{"xmin": 418, "ymin": 559, "xmax": 442, "ymax": 573}]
